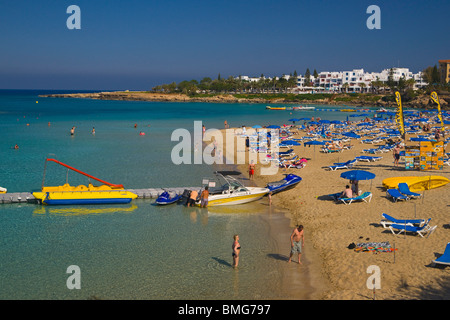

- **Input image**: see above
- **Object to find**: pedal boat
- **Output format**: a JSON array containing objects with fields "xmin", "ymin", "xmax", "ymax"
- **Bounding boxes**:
[{"xmin": 33, "ymin": 158, "xmax": 137, "ymax": 205}]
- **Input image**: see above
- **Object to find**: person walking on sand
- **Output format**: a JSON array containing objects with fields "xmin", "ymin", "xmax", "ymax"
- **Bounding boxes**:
[
  {"xmin": 249, "ymin": 161, "xmax": 255, "ymax": 180},
  {"xmin": 288, "ymin": 225, "xmax": 304, "ymax": 264},
  {"xmin": 200, "ymin": 186, "xmax": 209, "ymax": 208},
  {"xmin": 232, "ymin": 234, "xmax": 241, "ymax": 268},
  {"xmin": 393, "ymin": 143, "xmax": 401, "ymax": 167}
]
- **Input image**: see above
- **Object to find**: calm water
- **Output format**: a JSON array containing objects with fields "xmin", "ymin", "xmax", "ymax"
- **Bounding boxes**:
[{"xmin": 0, "ymin": 90, "xmax": 371, "ymax": 299}]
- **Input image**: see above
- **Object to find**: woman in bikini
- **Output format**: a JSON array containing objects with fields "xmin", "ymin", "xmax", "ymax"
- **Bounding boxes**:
[{"xmin": 232, "ymin": 234, "xmax": 241, "ymax": 268}]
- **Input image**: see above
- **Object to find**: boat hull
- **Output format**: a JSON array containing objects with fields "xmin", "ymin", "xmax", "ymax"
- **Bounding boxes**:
[
  {"xmin": 201, "ymin": 187, "xmax": 269, "ymax": 206},
  {"xmin": 382, "ymin": 176, "xmax": 450, "ymax": 192},
  {"xmin": 33, "ymin": 190, "xmax": 138, "ymax": 205}
]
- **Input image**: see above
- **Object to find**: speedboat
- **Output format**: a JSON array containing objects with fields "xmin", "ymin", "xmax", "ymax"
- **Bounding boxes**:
[
  {"xmin": 155, "ymin": 191, "xmax": 182, "ymax": 205},
  {"xmin": 199, "ymin": 171, "xmax": 269, "ymax": 206},
  {"xmin": 266, "ymin": 174, "xmax": 302, "ymax": 194},
  {"xmin": 33, "ymin": 158, "xmax": 137, "ymax": 205},
  {"xmin": 266, "ymin": 106, "xmax": 286, "ymax": 110},
  {"xmin": 0, "ymin": 186, "xmax": 6, "ymax": 194},
  {"xmin": 293, "ymin": 106, "xmax": 315, "ymax": 110}
]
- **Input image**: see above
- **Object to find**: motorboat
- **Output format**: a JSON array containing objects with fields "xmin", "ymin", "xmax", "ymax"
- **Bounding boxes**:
[
  {"xmin": 0, "ymin": 186, "xmax": 6, "ymax": 194},
  {"xmin": 293, "ymin": 106, "xmax": 315, "ymax": 110},
  {"xmin": 199, "ymin": 171, "xmax": 269, "ymax": 206},
  {"xmin": 266, "ymin": 174, "xmax": 302, "ymax": 194},
  {"xmin": 155, "ymin": 190, "xmax": 182, "ymax": 205},
  {"xmin": 33, "ymin": 158, "xmax": 137, "ymax": 205}
]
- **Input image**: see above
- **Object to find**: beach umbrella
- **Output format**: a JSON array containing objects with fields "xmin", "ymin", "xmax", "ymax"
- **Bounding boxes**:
[
  {"xmin": 309, "ymin": 121, "xmax": 319, "ymax": 125},
  {"xmin": 319, "ymin": 119, "xmax": 331, "ymax": 124},
  {"xmin": 303, "ymin": 140, "xmax": 325, "ymax": 159},
  {"xmin": 288, "ymin": 118, "xmax": 300, "ymax": 123},
  {"xmin": 303, "ymin": 140, "xmax": 325, "ymax": 147},
  {"xmin": 410, "ymin": 137, "xmax": 432, "ymax": 142},
  {"xmin": 299, "ymin": 117, "xmax": 311, "ymax": 121},
  {"xmin": 340, "ymin": 170, "xmax": 375, "ymax": 181},
  {"xmin": 266, "ymin": 125, "xmax": 280, "ymax": 129},
  {"xmin": 331, "ymin": 120, "xmax": 343, "ymax": 124},
  {"xmin": 280, "ymin": 140, "xmax": 300, "ymax": 146},
  {"xmin": 252, "ymin": 125, "xmax": 262, "ymax": 129},
  {"xmin": 342, "ymin": 132, "xmax": 361, "ymax": 139}
]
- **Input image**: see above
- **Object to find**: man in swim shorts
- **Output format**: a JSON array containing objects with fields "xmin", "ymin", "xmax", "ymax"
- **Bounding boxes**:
[
  {"xmin": 200, "ymin": 186, "xmax": 209, "ymax": 208},
  {"xmin": 288, "ymin": 225, "xmax": 304, "ymax": 264},
  {"xmin": 187, "ymin": 189, "xmax": 198, "ymax": 207}
]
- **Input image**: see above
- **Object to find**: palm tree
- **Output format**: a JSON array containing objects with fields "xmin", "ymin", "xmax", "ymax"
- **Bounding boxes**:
[
  {"xmin": 359, "ymin": 82, "xmax": 367, "ymax": 93},
  {"xmin": 342, "ymin": 82, "xmax": 349, "ymax": 93}
]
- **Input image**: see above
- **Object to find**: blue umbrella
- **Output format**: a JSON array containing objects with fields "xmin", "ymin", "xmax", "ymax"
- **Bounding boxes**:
[
  {"xmin": 288, "ymin": 118, "xmax": 301, "ymax": 122},
  {"xmin": 342, "ymin": 132, "xmax": 361, "ymax": 139},
  {"xmin": 252, "ymin": 125, "xmax": 262, "ymax": 129},
  {"xmin": 331, "ymin": 120, "xmax": 343, "ymax": 124},
  {"xmin": 303, "ymin": 140, "xmax": 325, "ymax": 146},
  {"xmin": 280, "ymin": 140, "xmax": 301, "ymax": 146},
  {"xmin": 340, "ymin": 170, "xmax": 375, "ymax": 181},
  {"xmin": 319, "ymin": 119, "xmax": 331, "ymax": 123},
  {"xmin": 266, "ymin": 125, "xmax": 280, "ymax": 129},
  {"xmin": 309, "ymin": 121, "xmax": 319, "ymax": 125}
]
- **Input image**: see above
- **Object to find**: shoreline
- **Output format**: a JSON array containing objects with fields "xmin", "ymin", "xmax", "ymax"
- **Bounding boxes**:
[
  {"xmin": 211, "ymin": 131, "xmax": 331, "ymax": 300},
  {"xmin": 39, "ymin": 91, "xmax": 450, "ymax": 110}
]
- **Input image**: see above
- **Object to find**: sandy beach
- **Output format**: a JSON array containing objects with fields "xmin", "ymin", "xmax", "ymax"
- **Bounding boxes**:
[{"xmin": 212, "ymin": 121, "xmax": 450, "ymax": 300}]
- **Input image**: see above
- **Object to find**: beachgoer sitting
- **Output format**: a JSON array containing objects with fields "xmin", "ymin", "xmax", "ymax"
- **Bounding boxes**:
[{"xmin": 340, "ymin": 185, "xmax": 353, "ymax": 198}]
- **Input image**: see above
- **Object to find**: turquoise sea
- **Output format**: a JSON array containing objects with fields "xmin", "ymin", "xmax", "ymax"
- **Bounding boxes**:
[{"xmin": 0, "ymin": 90, "xmax": 371, "ymax": 300}]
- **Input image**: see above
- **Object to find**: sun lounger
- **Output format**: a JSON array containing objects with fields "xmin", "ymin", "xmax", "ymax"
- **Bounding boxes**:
[
  {"xmin": 386, "ymin": 188, "xmax": 409, "ymax": 202},
  {"xmin": 380, "ymin": 213, "xmax": 426, "ymax": 228},
  {"xmin": 398, "ymin": 183, "xmax": 421, "ymax": 199},
  {"xmin": 339, "ymin": 191, "xmax": 372, "ymax": 205},
  {"xmin": 328, "ymin": 159, "xmax": 356, "ymax": 171},
  {"xmin": 388, "ymin": 218, "xmax": 436, "ymax": 238},
  {"xmin": 432, "ymin": 242, "xmax": 450, "ymax": 267},
  {"xmin": 355, "ymin": 156, "xmax": 382, "ymax": 162}
]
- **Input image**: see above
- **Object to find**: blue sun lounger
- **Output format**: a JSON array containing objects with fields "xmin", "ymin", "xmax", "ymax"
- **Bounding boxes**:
[
  {"xmin": 398, "ymin": 183, "xmax": 421, "ymax": 199},
  {"xmin": 432, "ymin": 242, "xmax": 450, "ymax": 267},
  {"xmin": 328, "ymin": 159, "xmax": 357, "ymax": 171},
  {"xmin": 386, "ymin": 188, "xmax": 409, "ymax": 202},
  {"xmin": 339, "ymin": 191, "xmax": 372, "ymax": 205},
  {"xmin": 380, "ymin": 213, "xmax": 426, "ymax": 228},
  {"xmin": 355, "ymin": 156, "xmax": 382, "ymax": 162},
  {"xmin": 388, "ymin": 218, "xmax": 437, "ymax": 238}
]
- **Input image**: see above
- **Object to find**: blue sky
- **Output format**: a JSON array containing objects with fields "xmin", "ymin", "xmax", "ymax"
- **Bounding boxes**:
[{"xmin": 0, "ymin": 0, "xmax": 449, "ymax": 90}]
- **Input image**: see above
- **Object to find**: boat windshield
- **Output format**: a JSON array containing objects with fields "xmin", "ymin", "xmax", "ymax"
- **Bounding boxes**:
[{"xmin": 202, "ymin": 172, "xmax": 248, "ymax": 193}]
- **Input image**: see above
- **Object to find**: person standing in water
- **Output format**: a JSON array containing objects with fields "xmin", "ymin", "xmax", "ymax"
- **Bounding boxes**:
[
  {"xmin": 70, "ymin": 126, "xmax": 76, "ymax": 136},
  {"xmin": 288, "ymin": 225, "xmax": 304, "ymax": 264},
  {"xmin": 232, "ymin": 234, "xmax": 241, "ymax": 268}
]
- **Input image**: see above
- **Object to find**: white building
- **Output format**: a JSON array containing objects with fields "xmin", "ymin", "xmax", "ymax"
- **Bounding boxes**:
[{"xmin": 238, "ymin": 66, "xmax": 427, "ymax": 93}]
